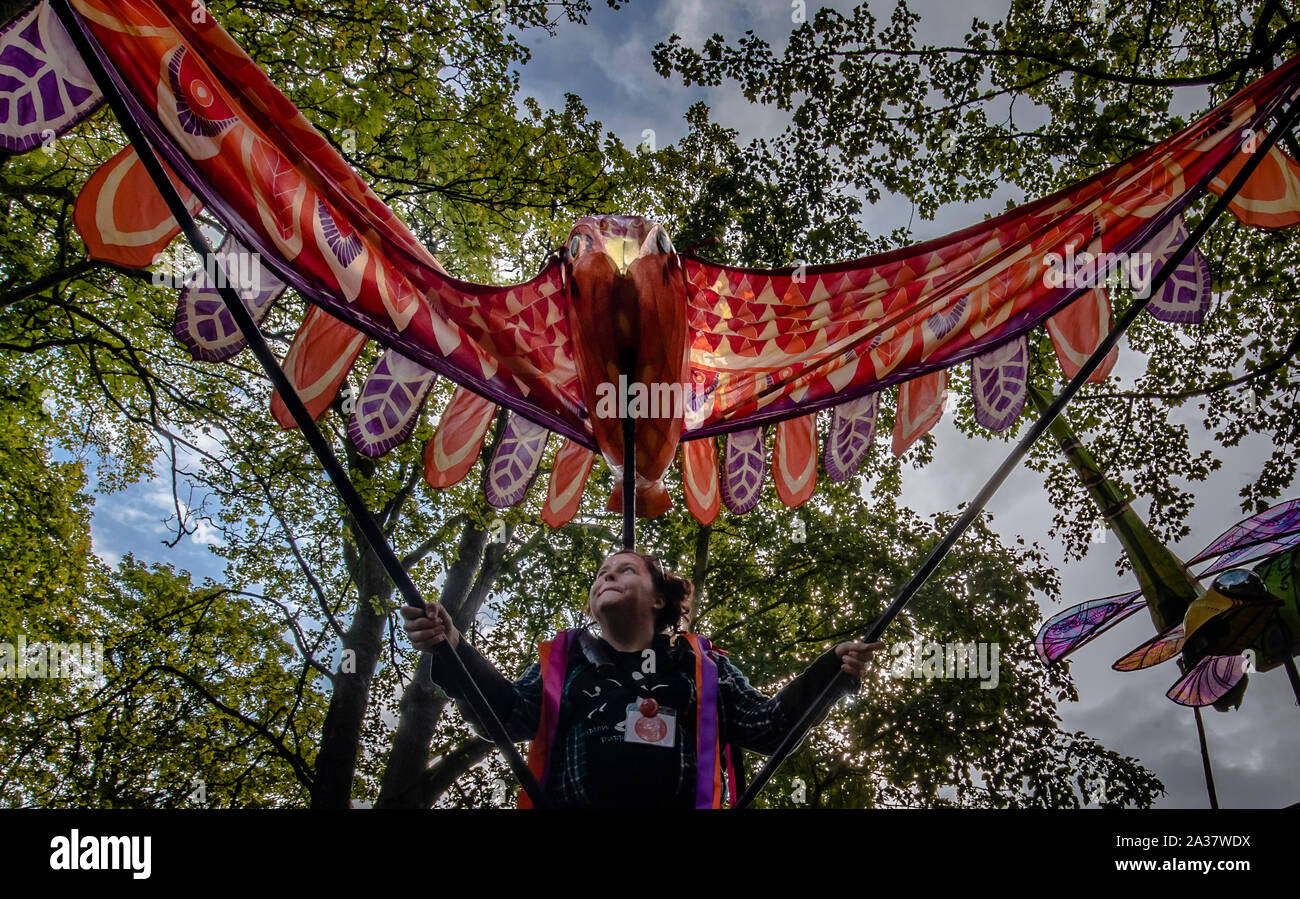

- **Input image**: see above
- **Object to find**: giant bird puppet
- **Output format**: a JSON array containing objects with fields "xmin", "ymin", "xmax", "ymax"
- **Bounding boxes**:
[{"xmin": 7, "ymin": 0, "xmax": 1300, "ymax": 806}]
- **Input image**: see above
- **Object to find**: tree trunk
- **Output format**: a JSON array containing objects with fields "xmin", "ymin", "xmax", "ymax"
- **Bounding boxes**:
[
  {"xmin": 692, "ymin": 523, "xmax": 712, "ymax": 621},
  {"xmin": 375, "ymin": 519, "xmax": 489, "ymax": 807},
  {"xmin": 375, "ymin": 654, "xmax": 453, "ymax": 808},
  {"xmin": 414, "ymin": 737, "xmax": 496, "ymax": 808},
  {"xmin": 309, "ymin": 520, "xmax": 391, "ymax": 808},
  {"xmin": 375, "ymin": 516, "xmax": 525, "ymax": 807},
  {"xmin": 376, "ymin": 408, "xmax": 526, "ymax": 809}
]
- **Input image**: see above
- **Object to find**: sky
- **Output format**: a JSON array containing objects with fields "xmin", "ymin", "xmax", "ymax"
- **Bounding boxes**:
[{"xmin": 84, "ymin": 0, "xmax": 1300, "ymax": 808}]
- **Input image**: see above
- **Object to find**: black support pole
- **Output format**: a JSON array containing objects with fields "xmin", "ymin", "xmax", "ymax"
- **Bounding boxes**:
[
  {"xmin": 1193, "ymin": 707, "xmax": 1220, "ymax": 809},
  {"xmin": 734, "ymin": 93, "xmax": 1300, "ymax": 809},
  {"xmin": 620, "ymin": 349, "xmax": 636, "ymax": 550},
  {"xmin": 49, "ymin": 0, "xmax": 549, "ymax": 807}
]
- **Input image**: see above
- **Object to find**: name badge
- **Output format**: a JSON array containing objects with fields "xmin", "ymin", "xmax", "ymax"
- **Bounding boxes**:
[{"xmin": 624, "ymin": 702, "xmax": 676, "ymax": 747}]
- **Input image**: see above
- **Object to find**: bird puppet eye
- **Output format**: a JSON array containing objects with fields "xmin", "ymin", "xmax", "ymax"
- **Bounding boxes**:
[
  {"xmin": 654, "ymin": 229, "xmax": 675, "ymax": 255},
  {"xmin": 1213, "ymin": 569, "xmax": 1265, "ymax": 597},
  {"xmin": 568, "ymin": 235, "xmax": 584, "ymax": 259}
]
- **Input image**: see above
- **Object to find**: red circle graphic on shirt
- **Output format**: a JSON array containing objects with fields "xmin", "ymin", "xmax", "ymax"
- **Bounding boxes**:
[{"xmin": 635, "ymin": 714, "xmax": 668, "ymax": 743}]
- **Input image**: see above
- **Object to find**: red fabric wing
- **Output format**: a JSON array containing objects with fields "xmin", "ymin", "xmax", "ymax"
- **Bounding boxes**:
[
  {"xmin": 423, "ymin": 386, "xmax": 497, "ymax": 488},
  {"xmin": 271, "ymin": 305, "xmax": 367, "ymax": 427},
  {"xmin": 74, "ymin": 144, "xmax": 201, "ymax": 268}
]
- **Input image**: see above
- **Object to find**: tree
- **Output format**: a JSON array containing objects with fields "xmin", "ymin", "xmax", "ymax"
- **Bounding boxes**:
[
  {"xmin": 1, "ymin": 556, "xmax": 324, "ymax": 807},
  {"xmin": 0, "ymin": 381, "xmax": 99, "ymax": 625}
]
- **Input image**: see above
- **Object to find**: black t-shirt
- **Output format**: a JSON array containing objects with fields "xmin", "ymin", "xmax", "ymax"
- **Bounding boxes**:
[{"xmin": 560, "ymin": 637, "xmax": 696, "ymax": 807}]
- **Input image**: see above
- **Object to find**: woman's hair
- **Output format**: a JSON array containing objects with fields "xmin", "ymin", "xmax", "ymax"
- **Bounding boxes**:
[{"xmin": 612, "ymin": 550, "xmax": 694, "ymax": 633}]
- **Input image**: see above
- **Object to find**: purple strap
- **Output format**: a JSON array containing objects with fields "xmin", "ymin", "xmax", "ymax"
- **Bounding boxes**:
[
  {"xmin": 536, "ymin": 629, "xmax": 571, "ymax": 787},
  {"xmin": 693, "ymin": 636, "xmax": 720, "ymax": 809}
]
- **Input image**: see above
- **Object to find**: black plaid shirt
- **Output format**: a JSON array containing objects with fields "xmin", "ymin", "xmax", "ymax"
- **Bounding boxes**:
[{"xmin": 429, "ymin": 629, "xmax": 855, "ymax": 807}]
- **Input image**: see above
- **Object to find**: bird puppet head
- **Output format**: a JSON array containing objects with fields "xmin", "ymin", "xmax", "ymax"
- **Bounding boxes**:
[{"xmin": 563, "ymin": 215, "xmax": 688, "ymax": 518}]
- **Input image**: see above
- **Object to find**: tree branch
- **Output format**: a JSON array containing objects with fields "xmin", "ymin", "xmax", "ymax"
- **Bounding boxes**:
[
  {"xmin": 0, "ymin": 259, "xmax": 97, "ymax": 310},
  {"xmin": 1078, "ymin": 326, "xmax": 1300, "ymax": 403},
  {"xmin": 148, "ymin": 664, "xmax": 316, "ymax": 789}
]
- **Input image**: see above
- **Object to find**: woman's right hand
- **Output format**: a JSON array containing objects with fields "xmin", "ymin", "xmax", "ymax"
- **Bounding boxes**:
[{"xmin": 400, "ymin": 603, "xmax": 460, "ymax": 652}]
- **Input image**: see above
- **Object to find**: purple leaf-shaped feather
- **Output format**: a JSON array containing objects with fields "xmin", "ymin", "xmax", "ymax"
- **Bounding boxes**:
[
  {"xmin": 172, "ymin": 233, "xmax": 285, "ymax": 362},
  {"xmin": 823, "ymin": 394, "xmax": 878, "ymax": 482},
  {"xmin": 347, "ymin": 349, "xmax": 437, "ymax": 458},
  {"xmin": 1141, "ymin": 216, "xmax": 1212, "ymax": 324},
  {"xmin": 0, "ymin": 2, "xmax": 102, "ymax": 154},
  {"xmin": 721, "ymin": 427, "xmax": 766, "ymax": 515},
  {"xmin": 971, "ymin": 336, "xmax": 1028, "ymax": 432},
  {"xmin": 484, "ymin": 413, "xmax": 549, "ymax": 508}
]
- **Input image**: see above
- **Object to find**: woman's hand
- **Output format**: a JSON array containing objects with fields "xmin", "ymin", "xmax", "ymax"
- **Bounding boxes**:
[
  {"xmin": 834, "ymin": 640, "xmax": 884, "ymax": 677},
  {"xmin": 400, "ymin": 603, "xmax": 460, "ymax": 652}
]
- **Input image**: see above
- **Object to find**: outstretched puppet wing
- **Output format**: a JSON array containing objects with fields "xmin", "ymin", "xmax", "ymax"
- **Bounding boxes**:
[
  {"xmin": 668, "ymin": 65, "xmax": 1300, "ymax": 518},
  {"xmin": 14, "ymin": 0, "xmax": 1300, "ymax": 525},
  {"xmin": 676, "ymin": 93, "xmax": 1298, "ymax": 454}
]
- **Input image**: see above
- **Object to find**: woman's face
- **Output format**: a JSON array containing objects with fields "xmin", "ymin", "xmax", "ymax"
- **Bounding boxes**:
[{"xmin": 587, "ymin": 551, "xmax": 663, "ymax": 626}]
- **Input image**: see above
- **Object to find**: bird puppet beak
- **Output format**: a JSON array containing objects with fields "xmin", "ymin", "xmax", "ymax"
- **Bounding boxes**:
[{"xmin": 603, "ymin": 235, "xmax": 642, "ymax": 275}]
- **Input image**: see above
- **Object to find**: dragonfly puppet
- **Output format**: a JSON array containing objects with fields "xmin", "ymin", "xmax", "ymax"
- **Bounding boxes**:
[{"xmin": 1032, "ymin": 388, "xmax": 1300, "ymax": 711}]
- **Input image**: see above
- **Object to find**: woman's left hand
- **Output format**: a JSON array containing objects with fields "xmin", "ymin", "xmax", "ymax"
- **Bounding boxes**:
[{"xmin": 834, "ymin": 641, "xmax": 885, "ymax": 677}]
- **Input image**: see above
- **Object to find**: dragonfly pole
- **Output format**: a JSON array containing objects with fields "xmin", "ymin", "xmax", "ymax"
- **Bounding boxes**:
[{"xmin": 1193, "ymin": 707, "xmax": 1220, "ymax": 809}]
